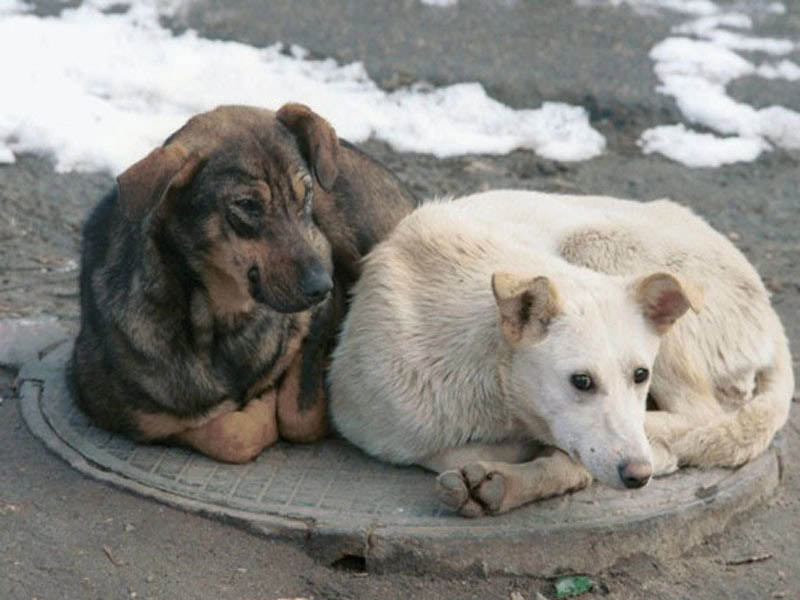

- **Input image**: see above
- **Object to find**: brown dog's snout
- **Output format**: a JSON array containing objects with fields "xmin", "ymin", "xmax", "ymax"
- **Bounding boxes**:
[
  {"xmin": 299, "ymin": 265, "xmax": 333, "ymax": 305},
  {"xmin": 618, "ymin": 459, "xmax": 652, "ymax": 489},
  {"xmin": 246, "ymin": 243, "xmax": 332, "ymax": 313}
]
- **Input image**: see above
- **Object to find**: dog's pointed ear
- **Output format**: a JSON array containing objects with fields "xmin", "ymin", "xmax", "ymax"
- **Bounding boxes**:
[
  {"xmin": 633, "ymin": 272, "xmax": 703, "ymax": 335},
  {"xmin": 276, "ymin": 102, "xmax": 339, "ymax": 191},
  {"xmin": 116, "ymin": 143, "xmax": 204, "ymax": 222},
  {"xmin": 492, "ymin": 272, "xmax": 562, "ymax": 344}
]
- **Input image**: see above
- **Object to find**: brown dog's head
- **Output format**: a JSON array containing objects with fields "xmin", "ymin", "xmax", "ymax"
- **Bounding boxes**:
[{"xmin": 115, "ymin": 103, "xmax": 340, "ymax": 315}]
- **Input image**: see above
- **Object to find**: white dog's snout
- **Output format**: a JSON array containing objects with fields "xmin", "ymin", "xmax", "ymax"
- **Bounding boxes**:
[{"xmin": 617, "ymin": 458, "xmax": 652, "ymax": 489}]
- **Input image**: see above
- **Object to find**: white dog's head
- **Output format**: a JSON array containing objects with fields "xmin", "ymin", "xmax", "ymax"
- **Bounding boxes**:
[{"xmin": 492, "ymin": 270, "xmax": 702, "ymax": 489}]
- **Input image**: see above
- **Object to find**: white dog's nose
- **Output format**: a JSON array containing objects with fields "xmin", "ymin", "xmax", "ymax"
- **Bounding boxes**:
[{"xmin": 618, "ymin": 459, "xmax": 652, "ymax": 489}]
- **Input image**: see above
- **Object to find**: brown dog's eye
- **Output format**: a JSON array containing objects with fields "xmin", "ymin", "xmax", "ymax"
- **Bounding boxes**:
[
  {"xmin": 233, "ymin": 198, "xmax": 261, "ymax": 216},
  {"xmin": 227, "ymin": 198, "xmax": 262, "ymax": 237}
]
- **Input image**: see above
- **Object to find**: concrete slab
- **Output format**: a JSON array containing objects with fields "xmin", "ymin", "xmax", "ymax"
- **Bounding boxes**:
[{"xmin": 11, "ymin": 318, "xmax": 785, "ymax": 576}]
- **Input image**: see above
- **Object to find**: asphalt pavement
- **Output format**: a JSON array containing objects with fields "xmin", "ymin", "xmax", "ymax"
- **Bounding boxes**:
[{"xmin": 1, "ymin": 1, "xmax": 799, "ymax": 599}]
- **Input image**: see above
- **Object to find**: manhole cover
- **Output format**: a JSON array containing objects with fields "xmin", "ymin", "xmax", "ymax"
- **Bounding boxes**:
[{"xmin": 12, "ymin": 320, "xmax": 783, "ymax": 576}]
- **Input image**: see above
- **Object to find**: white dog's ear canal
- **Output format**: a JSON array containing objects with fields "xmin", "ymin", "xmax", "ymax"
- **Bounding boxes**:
[
  {"xmin": 492, "ymin": 272, "xmax": 562, "ymax": 343},
  {"xmin": 633, "ymin": 272, "xmax": 704, "ymax": 334}
]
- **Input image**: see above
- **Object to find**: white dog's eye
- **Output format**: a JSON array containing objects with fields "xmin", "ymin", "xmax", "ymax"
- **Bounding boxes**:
[
  {"xmin": 570, "ymin": 373, "xmax": 595, "ymax": 392},
  {"xmin": 633, "ymin": 368, "xmax": 650, "ymax": 384}
]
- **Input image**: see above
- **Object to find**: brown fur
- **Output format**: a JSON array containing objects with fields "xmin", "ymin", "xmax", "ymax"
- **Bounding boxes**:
[{"xmin": 71, "ymin": 103, "xmax": 416, "ymax": 462}]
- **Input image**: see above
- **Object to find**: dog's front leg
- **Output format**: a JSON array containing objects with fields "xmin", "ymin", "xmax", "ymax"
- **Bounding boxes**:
[
  {"xmin": 275, "ymin": 347, "xmax": 329, "ymax": 443},
  {"xmin": 426, "ymin": 447, "xmax": 592, "ymax": 518},
  {"xmin": 645, "ymin": 410, "xmax": 695, "ymax": 476},
  {"xmin": 174, "ymin": 390, "xmax": 279, "ymax": 463},
  {"xmin": 275, "ymin": 302, "xmax": 337, "ymax": 443}
]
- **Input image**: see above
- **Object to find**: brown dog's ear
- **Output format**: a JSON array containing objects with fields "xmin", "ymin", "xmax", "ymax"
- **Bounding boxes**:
[
  {"xmin": 633, "ymin": 272, "xmax": 703, "ymax": 335},
  {"xmin": 116, "ymin": 143, "xmax": 203, "ymax": 222},
  {"xmin": 276, "ymin": 103, "xmax": 339, "ymax": 191},
  {"xmin": 492, "ymin": 272, "xmax": 562, "ymax": 344}
]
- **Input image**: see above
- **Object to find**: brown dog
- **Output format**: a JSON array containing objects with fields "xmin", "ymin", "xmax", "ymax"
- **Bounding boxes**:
[{"xmin": 70, "ymin": 103, "xmax": 416, "ymax": 462}]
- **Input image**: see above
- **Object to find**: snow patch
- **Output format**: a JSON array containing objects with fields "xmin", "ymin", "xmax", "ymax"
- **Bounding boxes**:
[
  {"xmin": 0, "ymin": 144, "xmax": 15, "ymax": 164},
  {"xmin": 639, "ymin": 124, "xmax": 766, "ymax": 167},
  {"xmin": 756, "ymin": 59, "xmax": 800, "ymax": 81},
  {"xmin": 0, "ymin": 0, "xmax": 604, "ymax": 173},
  {"xmin": 380, "ymin": 88, "xmax": 604, "ymax": 161},
  {"xmin": 757, "ymin": 106, "xmax": 800, "ymax": 150},
  {"xmin": 636, "ymin": 0, "xmax": 800, "ymax": 167},
  {"xmin": 0, "ymin": 0, "xmax": 28, "ymax": 15}
]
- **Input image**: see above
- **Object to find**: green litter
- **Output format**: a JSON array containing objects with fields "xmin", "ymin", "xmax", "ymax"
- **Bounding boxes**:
[{"xmin": 554, "ymin": 575, "xmax": 595, "ymax": 597}]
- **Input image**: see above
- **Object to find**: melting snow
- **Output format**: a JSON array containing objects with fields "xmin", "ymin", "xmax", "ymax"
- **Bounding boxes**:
[
  {"xmin": 0, "ymin": 0, "xmax": 604, "ymax": 174},
  {"xmin": 639, "ymin": 124, "xmax": 766, "ymax": 167},
  {"xmin": 638, "ymin": 0, "xmax": 800, "ymax": 167}
]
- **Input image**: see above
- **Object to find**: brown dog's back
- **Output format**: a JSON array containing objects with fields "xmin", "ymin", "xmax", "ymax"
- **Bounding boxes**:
[{"xmin": 71, "ymin": 104, "xmax": 416, "ymax": 455}]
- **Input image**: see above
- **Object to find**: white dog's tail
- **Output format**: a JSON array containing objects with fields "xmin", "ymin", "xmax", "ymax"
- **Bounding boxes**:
[{"xmin": 674, "ymin": 337, "xmax": 794, "ymax": 468}]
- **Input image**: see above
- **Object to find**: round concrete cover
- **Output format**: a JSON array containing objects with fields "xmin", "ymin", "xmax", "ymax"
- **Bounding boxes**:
[{"xmin": 15, "ymin": 323, "xmax": 782, "ymax": 576}]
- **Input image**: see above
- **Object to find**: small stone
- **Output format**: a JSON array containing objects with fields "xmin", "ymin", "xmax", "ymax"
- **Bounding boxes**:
[{"xmin": 124, "ymin": 523, "xmax": 135, "ymax": 532}]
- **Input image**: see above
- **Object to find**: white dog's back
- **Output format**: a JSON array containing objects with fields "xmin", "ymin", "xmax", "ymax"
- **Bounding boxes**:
[
  {"xmin": 395, "ymin": 190, "xmax": 789, "ymax": 413},
  {"xmin": 330, "ymin": 190, "xmax": 792, "ymax": 478}
]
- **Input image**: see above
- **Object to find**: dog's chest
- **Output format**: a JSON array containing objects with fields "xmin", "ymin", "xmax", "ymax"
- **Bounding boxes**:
[{"xmin": 211, "ymin": 308, "xmax": 309, "ymax": 401}]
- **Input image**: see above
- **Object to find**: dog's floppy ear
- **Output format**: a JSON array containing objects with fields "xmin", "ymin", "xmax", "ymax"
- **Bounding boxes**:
[
  {"xmin": 633, "ymin": 272, "xmax": 703, "ymax": 335},
  {"xmin": 492, "ymin": 272, "xmax": 562, "ymax": 344},
  {"xmin": 116, "ymin": 143, "xmax": 203, "ymax": 222},
  {"xmin": 276, "ymin": 103, "xmax": 339, "ymax": 191}
]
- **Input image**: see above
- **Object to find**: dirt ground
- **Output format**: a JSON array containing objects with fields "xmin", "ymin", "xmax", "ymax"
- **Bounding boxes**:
[
  {"xmin": 2, "ymin": 142, "xmax": 799, "ymax": 599},
  {"xmin": 1, "ymin": 1, "xmax": 800, "ymax": 598}
]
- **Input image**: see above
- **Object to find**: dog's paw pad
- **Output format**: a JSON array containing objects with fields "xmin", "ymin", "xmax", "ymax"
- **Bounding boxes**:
[
  {"xmin": 459, "ymin": 497, "xmax": 485, "ymax": 518},
  {"xmin": 435, "ymin": 464, "xmax": 510, "ymax": 517},
  {"xmin": 474, "ymin": 471, "xmax": 506, "ymax": 513},
  {"xmin": 462, "ymin": 463, "xmax": 488, "ymax": 489},
  {"xmin": 436, "ymin": 470, "xmax": 469, "ymax": 509}
]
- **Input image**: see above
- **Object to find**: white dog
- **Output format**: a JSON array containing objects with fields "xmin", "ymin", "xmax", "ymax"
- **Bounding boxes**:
[{"xmin": 329, "ymin": 190, "xmax": 793, "ymax": 517}]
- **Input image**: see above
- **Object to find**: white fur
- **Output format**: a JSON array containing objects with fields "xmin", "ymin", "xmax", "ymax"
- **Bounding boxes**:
[{"xmin": 329, "ymin": 190, "xmax": 793, "ymax": 515}]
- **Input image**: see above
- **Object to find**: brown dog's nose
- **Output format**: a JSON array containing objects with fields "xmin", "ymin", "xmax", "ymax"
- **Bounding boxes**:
[
  {"xmin": 300, "ymin": 268, "xmax": 333, "ymax": 305},
  {"xmin": 618, "ymin": 459, "xmax": 652, "ymax": 489}
]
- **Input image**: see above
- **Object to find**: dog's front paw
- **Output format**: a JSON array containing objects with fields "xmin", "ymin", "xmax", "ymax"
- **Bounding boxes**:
[
  {"xmin": 435, "ymin": 463, "xmax": 508, "ymax": 518},
  {"xmin": 650, "ymin": 439, "xmax": 679, "ymax": 477}
]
